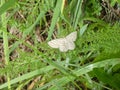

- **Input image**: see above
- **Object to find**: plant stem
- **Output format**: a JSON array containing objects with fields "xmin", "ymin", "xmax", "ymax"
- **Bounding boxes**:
[{"xmin": 1, "ymin": 0, "xmax": 11, "ymax": 89}]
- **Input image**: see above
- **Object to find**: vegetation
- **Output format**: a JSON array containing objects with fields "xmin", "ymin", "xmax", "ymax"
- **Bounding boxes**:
[{"xmin": 0, "ymin": 0, "xmax": 120, "ymax": 90}]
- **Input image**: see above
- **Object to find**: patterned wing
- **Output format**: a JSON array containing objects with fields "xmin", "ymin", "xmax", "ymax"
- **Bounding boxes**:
[
  {"xmin": 48, "ymin": 38, "xmax": 69, "ymax": 52},
  {"xmin": 66, "ymin": 31, "xmax": 77, "ymax": 42}
]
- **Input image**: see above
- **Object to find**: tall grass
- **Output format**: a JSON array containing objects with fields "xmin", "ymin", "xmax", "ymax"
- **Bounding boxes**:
[
  {"xmin": 0, "ymin": 0, "xmax": 120, "ymax": 90},
  {"xmin": 1, "ymin": 0, "xmax": 11, "ymax": 89}
]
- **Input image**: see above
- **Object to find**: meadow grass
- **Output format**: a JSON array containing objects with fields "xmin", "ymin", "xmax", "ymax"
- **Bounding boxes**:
[{"xmin": 0, "ymin": 0, "xmax": 120, "ymax": 90}]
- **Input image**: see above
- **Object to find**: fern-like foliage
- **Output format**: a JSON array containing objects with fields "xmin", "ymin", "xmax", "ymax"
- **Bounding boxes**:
[{"xmin": 77, "ymin": 21, "xmax": 120, "ymax": 59}]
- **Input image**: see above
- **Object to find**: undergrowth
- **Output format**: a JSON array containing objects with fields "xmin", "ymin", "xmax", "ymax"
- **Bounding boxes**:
[{"xmin": 0, "ymin": 0, "xmax": 120, "ymax": 90}]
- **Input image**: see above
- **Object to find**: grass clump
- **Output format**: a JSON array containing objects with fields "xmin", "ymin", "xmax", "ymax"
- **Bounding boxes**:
[{"xmin": 0, "ymin": 0, "xmax": 120, "ymax": 90}]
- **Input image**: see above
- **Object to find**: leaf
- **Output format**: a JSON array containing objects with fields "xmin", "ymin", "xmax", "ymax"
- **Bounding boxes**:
[
  {"xmin": 37, "ymin": 58, "xmax": 120, "ymax": 90},
  {"xmin": 47, "ymin": 0, "xmax": 63, "ymax": 40},
  {"xmin": 79, "ymin": 24, "xmax": 88, "ymax": 36},
  {"xmin": 0, "ymin": 66, "xmax": 54, "ymax": 89},
  {"xmin": 0, "ymin": 0, "xmax": 17, "ymax": 15}
]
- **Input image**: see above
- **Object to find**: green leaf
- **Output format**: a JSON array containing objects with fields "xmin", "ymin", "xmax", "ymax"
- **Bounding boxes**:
[
  {"xmin": 0, "ymin": 0, "xmax": 17, "ymax": 15},
  {"xmin": 0, "ymin": 65, "xmax": 54, "ymax": 89},
  {"xmin": 37, "ymin": 58, "xmax": 120, "ymax": 90},
  {"xmin": 23, "ymin": 11, "xmax": 45, "ymax": 38},
  {"xmin": 47, "ymin": 0, "xmax": 63, "ymax": 40},
  {"xmin": 79, "ymin": 24, "xmax": 88, "ymax": 36},
  {"xmin": 93, "ymin": 69, "xmax": 120, "ymax": 90}
]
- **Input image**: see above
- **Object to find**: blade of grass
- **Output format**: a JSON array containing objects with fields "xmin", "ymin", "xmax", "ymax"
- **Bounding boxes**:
[
  {"xmin": 23, "ymin": 11, "xmax": 45, "ymax": 38},
  {"xmin": 0, "ymin": 65, "xmax": 54, "ymax": 89},
  {"xmin": 73, "ymin": 0, "xmax": 83, "ymax": 29},
  {"xmin": 0, "ymin": 0, "xmax": 17, "ymax": 15},
  {"xmin": 36, "ymin": 58, "xmax": 120, "ymax": 90},
  {"xmin": 47, "ymin": 0, "xmax": 63, "ymax": 40},
  {"xmin": 79, "ymin": 24, "xmax": 88, "ymax": 36},
  {"xmin": 1, "ymin": 0, "xmax": 11, "ymax": 89}
]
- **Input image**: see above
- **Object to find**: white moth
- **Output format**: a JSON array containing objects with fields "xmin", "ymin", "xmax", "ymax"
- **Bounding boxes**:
[{"xmin": 48, "ymin": 31, "xmax": 77, "ymax": 52}]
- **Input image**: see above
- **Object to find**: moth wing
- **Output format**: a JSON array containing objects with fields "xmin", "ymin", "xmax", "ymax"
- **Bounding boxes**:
[
  {"xmin": 59, "ymin": 45, "xmax": 68, "ymax": 52},
  {"xmin": 59, "ymin": 39, "xmax": 69, "ymax": 52},
  {"xmin": 66, "ymin": 31, "xmax": 77, "ymax": 42},
  {"xmin": 67, "ymin": 41, "xmax": 75, "ymax": 50},
  {"xmin": 48, "ymin": 32, "xmax": 77, "ymax": 52},
  {"xmin": 48, "ymin": 38, "xmax": 64, "ymax": 48}
]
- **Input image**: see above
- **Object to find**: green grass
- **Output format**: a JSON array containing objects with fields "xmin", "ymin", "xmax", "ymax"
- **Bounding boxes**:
[{"xmin": 0, "ymin": 0, "xmax": 120, "ymax": 90}]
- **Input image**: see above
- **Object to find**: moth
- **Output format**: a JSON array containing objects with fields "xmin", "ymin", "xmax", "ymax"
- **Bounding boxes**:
[{"xmin": 48, "ymin": 31, "xmax": 77, "ymax": 52}]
